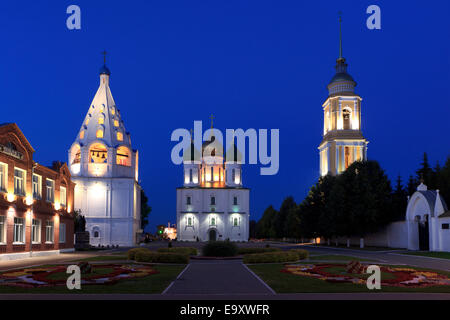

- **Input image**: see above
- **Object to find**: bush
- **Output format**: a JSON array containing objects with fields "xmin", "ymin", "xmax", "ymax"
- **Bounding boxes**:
[
  {"xmin": 127, "ymin": 247, "xmax": 151, "ymax": 260},
  {"xmin": 237, "ymin": 247, "xmax": 281, "ymax": 255},
  {"xmin": 202, "ymin": 240, "xmax": 238, "ymax": 257},
  {"xmin": 288, "ymin": 249, "xmax": 309, "ymax": 260},
  {"xmin": 157, "ymin": 247, "xmax": 198, "ymax": 256},
  {"xmin": 134, "ymin": 251, "xmax": 189, "ymax": 264},
  {"xmin": 243, "ymin": 251, "xmax": 301, "ymax": 264}
]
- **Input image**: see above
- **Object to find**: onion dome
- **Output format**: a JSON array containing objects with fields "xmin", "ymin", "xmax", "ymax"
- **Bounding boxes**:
[{"xmin": 202, "ymin": 135, "xmax": 223, "ymax": 158}]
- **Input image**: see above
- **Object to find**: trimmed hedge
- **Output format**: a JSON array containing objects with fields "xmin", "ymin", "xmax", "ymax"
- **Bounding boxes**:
[
  {"xmin": 243, "ymin": 251, "xmax": 302, "ymax": 264},
  {"xmin": 288, "ymin": 249, "xmax": 309, "ymax": 260},
  {"xmin": 134, "ymin": 250, "xmax": 189, "ymax": 264},
  {"xmin": 127, "ymin": 247, "xmax": 151, "ymax": 260},
  {"xmin": 202, "ymin": 240, "xmax": 238, "ymax": 257},
  {"xmin": 237, "ymin": 247, "xmax": 281, "ymax": 255},
  {"xmin": 157, "ymin": 247, "xmax": 198, "ymax": 256}
]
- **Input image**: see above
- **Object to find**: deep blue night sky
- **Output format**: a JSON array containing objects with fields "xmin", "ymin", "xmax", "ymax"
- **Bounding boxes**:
[{"xmin": 1, "ymin": 1, "xmax": 449, "ymax": 232}]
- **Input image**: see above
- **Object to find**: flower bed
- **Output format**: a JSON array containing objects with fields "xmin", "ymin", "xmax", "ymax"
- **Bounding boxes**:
[
  {"xmin": 281, "ymin": 263, "xmax": 450, "ymax": 288},
  {"xmin": 0, "ymin": 264, "xmax": 158, "ymax": 288}
]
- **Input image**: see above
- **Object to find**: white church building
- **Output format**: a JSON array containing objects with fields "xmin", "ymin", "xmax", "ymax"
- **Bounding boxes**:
[
  {"xmin": 176, "ymin": 132, "xmax": 250, "ymax": 242},
  {"xmin": 68, "ymin": 62, "xmax": 141, "ymax": 247},
  {"xmin": 405, "ymin": 183, "xmax": 450, "ymax": 252}
]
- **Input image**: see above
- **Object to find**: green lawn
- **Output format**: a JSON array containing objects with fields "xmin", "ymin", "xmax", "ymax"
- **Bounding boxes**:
[
  {"xmin": 401, "ymin": 251, "xmax": 450, "ymax": 260},
  {"xmin": 0, "ymin": 264, "xmax": 185, "ymax": 294},
  {"xmin": 249, "ymin": 263, "xmax": 450, "ymax": 293},
  {"xmin": 75, "ymin": 255, "xmax": 129, "ymax": 262}
]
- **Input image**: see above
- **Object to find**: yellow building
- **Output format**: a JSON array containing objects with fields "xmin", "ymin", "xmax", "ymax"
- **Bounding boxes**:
[{"xmin": 318, "ymin": 19, "xmax": 368, "ymax": 176}]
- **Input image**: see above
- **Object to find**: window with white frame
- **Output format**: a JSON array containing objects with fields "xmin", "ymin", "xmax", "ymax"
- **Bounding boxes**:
[
  {"xmin": 233, "ymin": 217, "xmax": 239, "ymax": 227},
  {"xmin": 45, "ymin": 220, "xmax": 54, "ymax": 243},
  {"xmin": 210, "ymin": 196, "xmax": 216, "ymax": 206},
  {"xmin": 31, "ymin": 219, "xmax": 41, "ymax": 243},
  {"xmin": 0, "ymin": 163, "xmax": 6, "ymax": 192},
  {"xmin": 32, "ymin": 174, "xmax": 42, "ymax": 199},
  {"xmin": 187, "ymin": 216, "xmax": 193, "ymax": 227},
  {"xmin": 13, "ymin": 217, "xmax": 25, "ymax": 243},
  {"xmin": 233, "ymin": 196, "xmax": 238, "ymax": 205},
  {"xmin": 186, "ymin": 196, "xmax": 191, "ymax": 205},
  {"xmin": 14, "ymin": 168, "xmax": 26, "ymax": 196},
  {"xmin": 210, "ymin": 216, "xmax": 216, "ymax": 226},
  {"xmin": 59, "ymin": 223, "xmax": 66, "ymax": 243},
  {"xmin": 46, "ymin": 179, "xmax": 54, "ymax": 203},
  {"xmin": 60, "ymin": 186, "xmax": 67, "ymax": 208},
  {"xmin": 0, "ymin": 216, "xmax": 5, "ymax": 243}
]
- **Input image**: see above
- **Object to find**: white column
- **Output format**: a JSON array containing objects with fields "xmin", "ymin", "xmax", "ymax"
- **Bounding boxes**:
[
  {"xmin": 326, "ymin": 147, "xmax": 330, "ymax": 174},
  {"xmin": 335, "ymin": 146, "xmax": 339, "ymax": 174},
  {"xmin": 353, "ymin": 146, "xmax": 357, "ymax": 163}
]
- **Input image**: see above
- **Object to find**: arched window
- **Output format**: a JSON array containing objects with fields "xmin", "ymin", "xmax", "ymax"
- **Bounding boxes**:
[
  {"xmin": 114, "ymin": 120, "xmax": 119, "ymax": 127},
  {"xmin": 92, "ymin": 227, "xmax": 100, "ymax": 238},
  {"xmin": 98, "ymin": 115, "xmax": 105, "ymax": 125},
  {"xmin": 210, "ymin": 196, "xmax": 216, "ymax": 206},
  {"xmin": 89, "ymin": 143, "xmax": 107, "ymax": 163},
  {"xmin": 116, "ymin": 146, "xmax": 131, "ymax": 166},
  {"xmin": 210, "ymin": 217, "xmax": 216, "ymax": 226},
  {"xmin": 70, "ymin": 145, "xmax": 81, "ymax": 164},
  {"xmin": 117, "ymin": 132, "xmax": 123, "ymax": 141},
  {"xmin": 343, "ymin": 109, "xmax": 352, "ymax": 130},
  {"xmin": 96, "ymin": 128, "xmax": 104, "ymax": 139},
  {"xmin": 111, "ymin": 107, "xmax": 116, "ymax": 115},
  {"xmin": 233, "ymin": 196, "xmax": 238, "ymax": 205},
  {"xmin": 233, "ymin": 217, "xmax": 239, "ymax": 226},
  {"xmin": 79, "ymin": 130, "xmax": 85, "ymax": 140}
]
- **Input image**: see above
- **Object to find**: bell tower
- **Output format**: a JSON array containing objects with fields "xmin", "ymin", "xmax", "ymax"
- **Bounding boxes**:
[{"xmin": 318, "ymin": 15, "xmax": 369, "ymax": 176}]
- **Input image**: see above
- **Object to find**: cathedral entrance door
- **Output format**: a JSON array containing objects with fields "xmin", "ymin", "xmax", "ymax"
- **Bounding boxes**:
[
  {"xmin": 418, "ymin": 217, "xmax": 429, "ymax": 251},
  {"xmin": 209, "ymin": 229, "xmax": 217, "ymax": 241}
]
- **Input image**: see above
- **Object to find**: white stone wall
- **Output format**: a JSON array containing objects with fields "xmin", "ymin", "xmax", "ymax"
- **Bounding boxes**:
[
  {"xmin": 73, "ymin": 177, "xmax": 140, "ymax": 247},
  {"xmin": 176, "ymin": 188, "xmax": 249, "ymax": 242}
]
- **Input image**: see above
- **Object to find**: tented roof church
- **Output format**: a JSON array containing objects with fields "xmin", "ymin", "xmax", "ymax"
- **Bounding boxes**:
[{"xmin": 68, "ymin": 60, "xmax": 141, "ymax": 247}]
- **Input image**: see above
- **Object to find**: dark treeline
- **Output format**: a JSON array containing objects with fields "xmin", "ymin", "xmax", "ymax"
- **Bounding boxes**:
[{"xmin": 255, "ymin": 153, "xmax": 450, "ymax": 242}]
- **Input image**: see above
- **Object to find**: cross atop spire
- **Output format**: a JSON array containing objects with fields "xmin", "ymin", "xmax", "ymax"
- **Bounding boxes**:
[
  {"xmin": 102, "ymin": 50, "xmax": 107, "ymax": 65},
  {"xmin": 209, "ymin": 114, "xmax": 215, "ymax": 129}
]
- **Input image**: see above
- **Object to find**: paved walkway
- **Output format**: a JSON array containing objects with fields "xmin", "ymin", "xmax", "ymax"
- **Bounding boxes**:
[
  {"xmin": 0, "ymin": 251, "xmax": 114, "ymax": 272},
  {"xmin": 163, "ymin": 259, "xmax": 274, "ymax": 295}
]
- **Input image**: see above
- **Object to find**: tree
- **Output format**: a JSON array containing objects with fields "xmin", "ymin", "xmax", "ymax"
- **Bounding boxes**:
[
  {"xmin": 436, "ymin": 156, "xmax": 450, "ymax": 206},
  {"xmin": 298, "ymin": 175, "xmax": 337, "ymax": 240},
  {"xmin": 140, "ymin": 189, "xmax": 152, "ymax": 230},
  {"xmin": 406, "ymin": 175, "xmax": 418, "ymax": 196},
  {"xmin": 249, "ymin": 220, "xmax": 257, "ymax": 239},
  {"xmin": 416, "ymin": 152, "xmax": 434, "ymax": 187},
  {"xmin": 275, "ymin": 196, "xmax": 296, "ymax": 238},
  {"xmin": 333, "ymin": 161, "xmax": 393, "ymax": 244},
  {"xmin": 391, "ymin": 175, "xmax": 408, "ymax": 221},
  {"xmin": 256, "ymin": 205, "xmax": 277, "ymax": 239},
  {"xmin": 285, "ymin": 206, "xmax": 301, "ymax": 239}
]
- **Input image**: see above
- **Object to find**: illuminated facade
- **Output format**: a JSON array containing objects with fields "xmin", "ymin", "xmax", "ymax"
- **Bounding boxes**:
[
  {"xmin": 68, "ymin": 63, "xmax": 141, "ymax": 247},
  {"xmin": 176, "ymin": 133, "xmax": 249, "ymax": 242},
  {"xmin": 0, "ymin": 123, "xmax": 75, "ymax": 260},
  {"xmin": 318, "ymin": 22, "xmax": 368, "ymax": 176}
]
